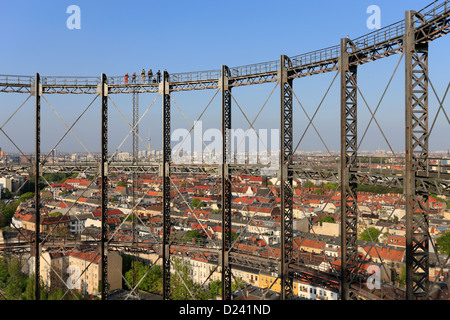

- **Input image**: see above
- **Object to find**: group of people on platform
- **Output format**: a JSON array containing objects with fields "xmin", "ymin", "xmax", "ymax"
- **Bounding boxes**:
[{"xmin": 124, "ymin": 69, "xmax": 163, "ymax": 84}]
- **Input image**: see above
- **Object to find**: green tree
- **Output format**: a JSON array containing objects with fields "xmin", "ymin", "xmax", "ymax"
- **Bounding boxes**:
[
  {"xmin": 18, "ymin": 192, "xmax": 35, "ymax": 203},
  {"xmin": 1, "ymin": 188, "xmax": 12, "ymax": 199},
  {"xmin": 359, "ymin": 227, "xmax": 381, "ymax": 242},
  {"xmin": 319, "ymin": 215, "xmax": 335, "ymax": 224},
  {"xmin": 142, "ymin": 265, "xmax": 163, "ymax": 294},
  {"xmin": 303, "ymin": 181, "xmax": 314, "ymax": 188},
  {"xmin": 436, "ymin": 231, "xmax": 450, "ymax": 255},
  {"xmin": 170, "ymin": 258, "xmax": 200, "ymax": 300},
  {"xmin": 398, "ymin": 265, "xmax": 406, "ymax": 287},
  {"xmin": 48, "ymin": 288, "xmax": 66, "ymax": 300},
  {"xmin": 0, "ymin": 195, "xmax": 30, "ymax": 228},
  {"xmin": 3, "ymin": 257, "xmax": 27, "ymax": 300},
  {"xmin": 2, "ymin": 204, "xmax": 16, "ymax": 220},
  {"xmin": 323, "ymin": 183, "xmax": 339, "ymax": 190},
  {"xmin": 208, "ymin": 280, "xmax": 222, "ymax": 299},
  {"xmin": 124, "ymin": 261, "xmax": 163, "ymax": 295},
  {"xmin": 23, "ymin": 274, "xmax": 47, "ymax": 300},
  {"xmin": 184, "ymin": 230, "xmax": 202, "ymax": 242},
  {"xmin": 48, "ymin": 211, "xmax": 62, "ymax": 217},
  {"xmin": 43, "ymin": 172, "xmax": 72, "ymax": 184},
  {"xmin": 23, "ymin": 274, "xmax": 35, "ymax": 300},
  {"xmin": 0, "ymin": 256, "xmax": 9, "ymax": 286},
  {"xmin": 0, "ymin": 256, "xmax": 76, "ymax": 300},
  {"xmin": 232, "ymin": 278, "xmax": 246, "ymax": 291},
  {"xmin": 0, "ymin": 202, "xmax": 10, "ymax": 228},
  {"xmin": 191, "ymin": 198, "xmax": 204, "ymax": 209}
]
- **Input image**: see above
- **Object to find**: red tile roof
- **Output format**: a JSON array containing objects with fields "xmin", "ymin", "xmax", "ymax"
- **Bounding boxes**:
[{"xmin": 68, "ymin": 252, "xmax": 101, "ymax": 264}]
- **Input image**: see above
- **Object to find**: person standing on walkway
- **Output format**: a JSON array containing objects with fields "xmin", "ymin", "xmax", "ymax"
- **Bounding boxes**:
[
  {"xmin": 156, "ymin": 70, "xmax": 161, "ymax": 83},
  {"xmin": 141, "ymin": 69, "xmax": 146, "ymax": 83},
  {"xmin": 148, "ymin": 69, "xmax": 153, "ymax": 83},
  {"xmin": 132, "ymin": 72, "xmax": 136, "ymax": 83},
  {"xmin": 125, "ymin": 73, "xmax": 129, "ymax": 84}
]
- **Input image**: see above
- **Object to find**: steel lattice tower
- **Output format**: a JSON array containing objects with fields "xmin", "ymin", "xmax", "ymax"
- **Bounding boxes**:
[
  {"xmin": 405, "ymin": 10, "xmax": 430, "ymax": 300},
  {"xmin": 220, "ymin": 65, "xmax": 232, "ymax": 300},
  {"xmin": 339, "ymin": 38, "xmax": 359, "ymax": 300},
  {"xmin": 280, "ymin": 55, "xmax": 294, "ymax": 300}
]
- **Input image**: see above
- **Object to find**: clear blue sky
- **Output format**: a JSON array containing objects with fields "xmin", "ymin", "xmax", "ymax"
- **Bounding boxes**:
[
  {"xmin": 0, "ymin": 0, "xmax": 448, "ymax": 154},
  {"xmin": 0, "ymin": 0, "xmax": 433, "ymax": 75}
]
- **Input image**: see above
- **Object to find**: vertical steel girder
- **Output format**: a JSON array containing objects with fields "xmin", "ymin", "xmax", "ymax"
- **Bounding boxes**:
[
  {"xmin": 280, "ymin": 55, "xmax": 294, "ymax": 300},
  {"xmin": 34, "ymin": 73, "xmax": 41, "ymax": 300},
  {"xmin": 221, "ymin": 65, "xmax": 232, "ymax": 300},
  {"xmin": 100, "ymin": 73, "xmax": 109, "ymax": 300},
  {"xmin": 339, "ymin": 38, "xmax": 359, "ymax": 300},
  {"xmin": 405, "ymin": 10, "xmax": 430, "ymax": 300},
  {"xmin": 131, "ymin": 87, "xmax": 139, "ymax": 289},
  {"xmin": 161, "ymin": 71, "xmax": 171, "ymax": 300}
]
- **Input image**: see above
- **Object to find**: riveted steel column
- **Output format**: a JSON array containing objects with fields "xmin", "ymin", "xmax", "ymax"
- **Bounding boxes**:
[
  {"xmin": 131, "ymin": 84, "xmax": 139, "ymax": 289},
  {"xmin": 339, "ymin": 38, "xmax": 358, "ymax": 300},
  {"xmin": 279, "ymin": 55, "xmax": 294, "ymax": 300},
  {"xmin": 100, "ymin": 73, "xmax": 109, "ymax": 300},
  {"xmin": 220, "ymin": 65, "xmax": 232, "ymax": 300},
  {"xmin": 405, "ymin": 10, "xmax": 430, "ymax": 300},
  {"xmin": 161, "ymin": 71, "xmax": 171, "ymax": 300},
  {"xmin": 34, "ymin": 73, "xmax": 41, "ymax": 300}
]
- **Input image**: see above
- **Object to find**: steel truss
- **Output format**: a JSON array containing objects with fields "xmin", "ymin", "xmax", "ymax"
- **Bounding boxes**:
[
  {"xmin": 100, "ymin": 73, "xmax": 109, "ymax": 300},
  {"xmin": 405, "ymin": 10, "xmax": 431, "ymax": 300},
  {"xmin": 339, "ymin": 38, "xmax": 359, "ymax": 300},
  {"xmin": 33, "ymin": 73, "xmax": 41, "ymax": 300},
  {"xmin": 220, "ymin": 65, "xmax": 232, "ymax": 300},
  {"xmin": 0, "ymin": 0, "xmax": 449, "ymax": 302},
  {"xmin": 280, "ymin": 55, "xmax": 294, "ymax": 300},
  {"xmin": 161, "ymin": 71, "xmax": 171, "ymax": 300}
]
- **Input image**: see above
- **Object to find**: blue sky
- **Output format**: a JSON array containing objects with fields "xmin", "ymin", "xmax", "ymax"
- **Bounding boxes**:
[
  {"xmin": 0, "ymin": 0, "xmax": 432, "ymax": 75},
  {"xmin": 0, "ymin": 0, "xmax": 448, "ymax": 154}
]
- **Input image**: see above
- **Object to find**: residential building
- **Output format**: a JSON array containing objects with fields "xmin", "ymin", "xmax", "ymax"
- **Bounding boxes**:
[{"xmin": 28, "ymin": 250, "xmax": 122, "ymax": 296}]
